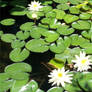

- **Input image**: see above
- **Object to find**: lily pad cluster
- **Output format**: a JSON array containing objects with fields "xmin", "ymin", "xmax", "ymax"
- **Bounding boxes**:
[{"xmin": 1, "ymin": 0, "xmax": 92, "ymax": 91}]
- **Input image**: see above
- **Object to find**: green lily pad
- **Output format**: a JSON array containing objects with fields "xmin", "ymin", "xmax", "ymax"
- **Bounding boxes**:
[
  {"xmin": 25, "ymin": 39, "xmax": 49, "ymax": 53},
  {"xmin": 47, "ymin": 87, "xmax": 64, "ymax": 92},
  {"xmin": 19, "ymin": 80, "xmax": 38, "ymax": 92},
  {"xmin": 55, "ymin": 47, "xmax": 81, "ymax": 64},
  {"xmin": 9, "ymin": 48, "xmax": 30, "ymax": 62},
  {"xmin": 5, "ymin": 63, "xmax": 32, "ymax": 73},
  {"xmin": 64, "ymin": 14, "xmax": 79, "ymax": 24},
  {"xmin": 0, "ymin": 73, "xmax": 10, "ymax": 82},
  {"xmin": 79, "ymin": 13, "xmax": 91, "ymax": 19},
  {"xmin": 69, "ymin": 6, "xmax": 80, "ymax": 14},
  {"xmin": 42, "ymin": 31, "xmax": 59, "ymax": 43},
  {"xmin": 10, "ymin": 78, "xmax": 29, "ymax": 92},
  {"xmin": 46, "ymin": 11, "xmax": 56, "ymax": 18},
  {"xmin": 53, "ymin": 9, "xmax": 65, "ymax": 20},
  {"xmin": 50, "ymin": 37, "xmax": 65, "ymax": 53},
  {"xmin": 0, "ymin": 80, "xmax": 14, "ymax": 92},
  {"xmin": 1, "ymin": 34, "xmax": 16, "ymax": 43},
  {"xmin": 10, "ymin": 7, "xmax": 27, "ymax": 16},
  {"xmin": 57, "ymin": 3, "xmax": 69, "ymax": 10},
  {"xmin": 11, "ymin": 40, "xmax": 25, "ymax": 49},
  {"xmin": 72, "ymin": 20, "xmax": 91, "ymax": 30},
  {"xmin": 53, "ymin": 0, "xmax": 68, "ymax": 3},
  {"xmin": 49, "ymin": 59, "xmax": 64, "ymax": 68},
  {"xmin": 41, "ymin": 6, "xmax": 52, "ymax": 13},
  {"xmin": 57, "ymin": 24, "xmax": 75, "ymax": 35},
  {"xmin": 16, "ymin": 31, "xmax": 29, "ymax": 40},
  {"xmin": 0, "ymin": 18, "xmax": 15, "ymax": 26},
  {"xmin": 78, "ymin": 72, "xmax": 92, "ymax": 92},
  {"xmin": 10, "ymin": 72, "xmax": 30, "ymax": 80},
  {"xmin": 20, "ymin": 22, "xmax": 35, "ymax": 31}
]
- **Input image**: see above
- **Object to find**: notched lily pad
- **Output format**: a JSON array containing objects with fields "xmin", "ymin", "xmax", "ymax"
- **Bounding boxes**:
[
  {"xmin": 57, "ymin": 24, "xmax": 75, "ymax": 35},
  {"xmin": 25, "ymin": 39, "xmax": 49, "ymax": 53},
  {"xmin": 20, "ymin": 22, "xmax": 35, "ymax": 31},
  {"xmin": 72, "ymin": 20, "xmax": 91, "ymax": 30},
  {"xmin": 64, "ymin": 14, "xmax": 79, "ymax": 24},
  {"xmin": 9, "ymin": 48, "xmax": 30, "ymax": 62}
]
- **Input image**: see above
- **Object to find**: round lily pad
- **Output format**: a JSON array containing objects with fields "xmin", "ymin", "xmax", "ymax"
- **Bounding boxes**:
[{"xmin": 0, "ymin": 18, "xmax": 15, "ymax": 26}]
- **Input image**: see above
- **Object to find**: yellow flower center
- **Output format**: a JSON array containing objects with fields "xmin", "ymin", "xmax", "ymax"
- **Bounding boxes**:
[
  {"xmin": 33, "ymin": 4, "xmax": 37, "ymax": 7},
  {"xmin": 58, "ymin": 73, "xmax": 63, "ymax": 77},
  {"xmin": 81, "ymin": 59, "xmax": 87, "ymax": 64}
]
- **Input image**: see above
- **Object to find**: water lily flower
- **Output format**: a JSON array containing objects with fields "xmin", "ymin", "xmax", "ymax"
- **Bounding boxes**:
[
  {"xmin": 48, "ymin": 67, "xmax": 73, "ymax": 87},
  {"xmin": 32, "ymin": 13, "xmax": 37, "ymax": 19},
  {"xmin": 28, "ymin": 1, "xmax": 43, "ymax": 11},
  {"xmin": 72, "ymin": 51, "xmax": 92, "ymax": 72}
]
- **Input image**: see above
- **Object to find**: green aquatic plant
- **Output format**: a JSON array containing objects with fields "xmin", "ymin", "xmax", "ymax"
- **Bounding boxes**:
[{"xmin": 1, "ymin": 0, "xmax": 92, "ymax": 92}]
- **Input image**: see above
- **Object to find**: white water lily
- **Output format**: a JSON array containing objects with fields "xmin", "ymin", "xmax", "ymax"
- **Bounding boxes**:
[
  {"xmin": 48, "ymin": 67, "xmax": 73, "ymax": 87},
  {"xmin": 28, "ymin": 1, "xmax": 43, "ymax": 11},
  {"xmin": 32, "ymin": 13, "xmax": 37, "ymax": 18},
  {"xmin": 72, "ymin": 51, "xmax": 92, "ymax": 72}
]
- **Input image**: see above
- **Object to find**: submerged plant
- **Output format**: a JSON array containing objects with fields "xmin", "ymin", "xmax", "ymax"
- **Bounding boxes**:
[{"xmin": 1, "ymin": 0, "xmax": 92, "ymax": 92}]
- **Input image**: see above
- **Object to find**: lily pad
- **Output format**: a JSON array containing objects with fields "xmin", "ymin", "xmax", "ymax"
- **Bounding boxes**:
[
  {"xmin": 5, "ymin": 63, "xmax": 32, "ymax": 73},
  {"xmin": 1, "ymin": 34, "xmax": 16, "ymax": 43},
  {"xmin": 42, "ymin": 31, "xmax": 59, "ymax": 43},
  {"xmin": 25, "ymin": 39, "xmax": 49, "ymax": 53},
  {"xmin": 57, "ymin": 24, "xmax": 75, "ymax": 35},
  {"xmin": 9, "ymin": 48, "xmax": 30, "ymax": 62},
  {"xmin": 20, "ymin": 22, "xmax": 35, "ymax": 31},
  {"xmin": 72, "ymin": 20, "xmax": 91, "ymax": 30},
  {"xmin": 0, "ymin": 18, "xmax": 15, "ymax": 26},
  {"xmin": 64, "ymin": 14, "xmax": 79, "ymax": 24}
]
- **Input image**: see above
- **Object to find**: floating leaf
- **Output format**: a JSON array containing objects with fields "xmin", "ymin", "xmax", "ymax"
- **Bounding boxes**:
[
  {"xmin": 10, "ymin": 72, "xmax": 30, "ymax": 80},
  {"xmin": 47, "ymin": 87, "xmax": 64, "ymax": 92},
  {"xmin": 0, "ymin": 73, "xmax": 10, "ymax": 82},
  {"xmin": 30, "ymin": 26, "xmax": 48, "ymax": 39},
  {"xmin": 25, "ymin": 39, "xmax": 49, "ymax": 53},
  {"xmin": 19, "ymin": 80, "xmax": 38, "ymax": 92},
  {"xmin": 5, "ymin": 63, "xmax": 32, "ymax": 73},
  {"xmin": 1, "ymin": 34, "xmax": 16, "ymax": 43},
  {"xmin": 53, "ymin": 9, "xmax": 65, "ymax": 20},
  {"xmin": 46, "ymin": 11, "xmax": 56, "ymax": 18},
  {"xmin": 65, "ymin": 72, "xmax": 82, "ymax": 92},
  {"xmin": 78, "ymin": 72, "xmax": 92, "ymax": 92},
  {"xmin": 53, "ymin": 0, "xmax": 68, "ymax": 3},
  {"xmin": 57, "ymin": 3, "xmax": 69, "ymax": 10},
  {"xmin": 50, "ymin": 37, "xmax": 65, "ymax": 53},
  {"xmin": 79, "ymin": 13, "xmax": 91, "ymax": 19},
  {"xmin": 9, "ymin": 48, "xmax": 30, "ymax": 62},
  {"xmin": 64, "ymin": 14, "xmax": 79, "ymax": 24},
  {"xmin": 49, "ymin": 59, "xmax": 64, "ymax": 68},
  {"xmin": 0, "ymin": 18, "xmax": 15, "ymax": 26},
  {"xmin": 11, "ymin": 40, "xmax": 25, "ymax": 49},
  {"xmin": 20, "ymin": 22, "xmax": 35, "ymax": 31},
  {"xmin": 69, "ymin": 6, "xmax": 80, "ymax": 14},
  {"xmin": 11, "ymin": 78, "xmax": 29, "ymax": 92},
  {"xmin": 57, "ymin": 24, "xmax": 75, "ymax": 35},
  {"xmin": 0, "ymin": 80, "xmax": 14, "ymax": 92},
  {"xmin": 72, "ymin": 20, "xmax": 91, "ymax": 30},
  {"xmin": 42, "ymin": 31, "xmax": 59, "ymax": 43},
  {"xmin": 10, "ymin": 7, "xmax": 27, "ymax": 16},
  {"xmin": 16, "ymin": 31, "xmax": 29, "ymax": 40},
  {"xmin": 41, "ymin": 6, "xmax": 52, "ymax": 13}
]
